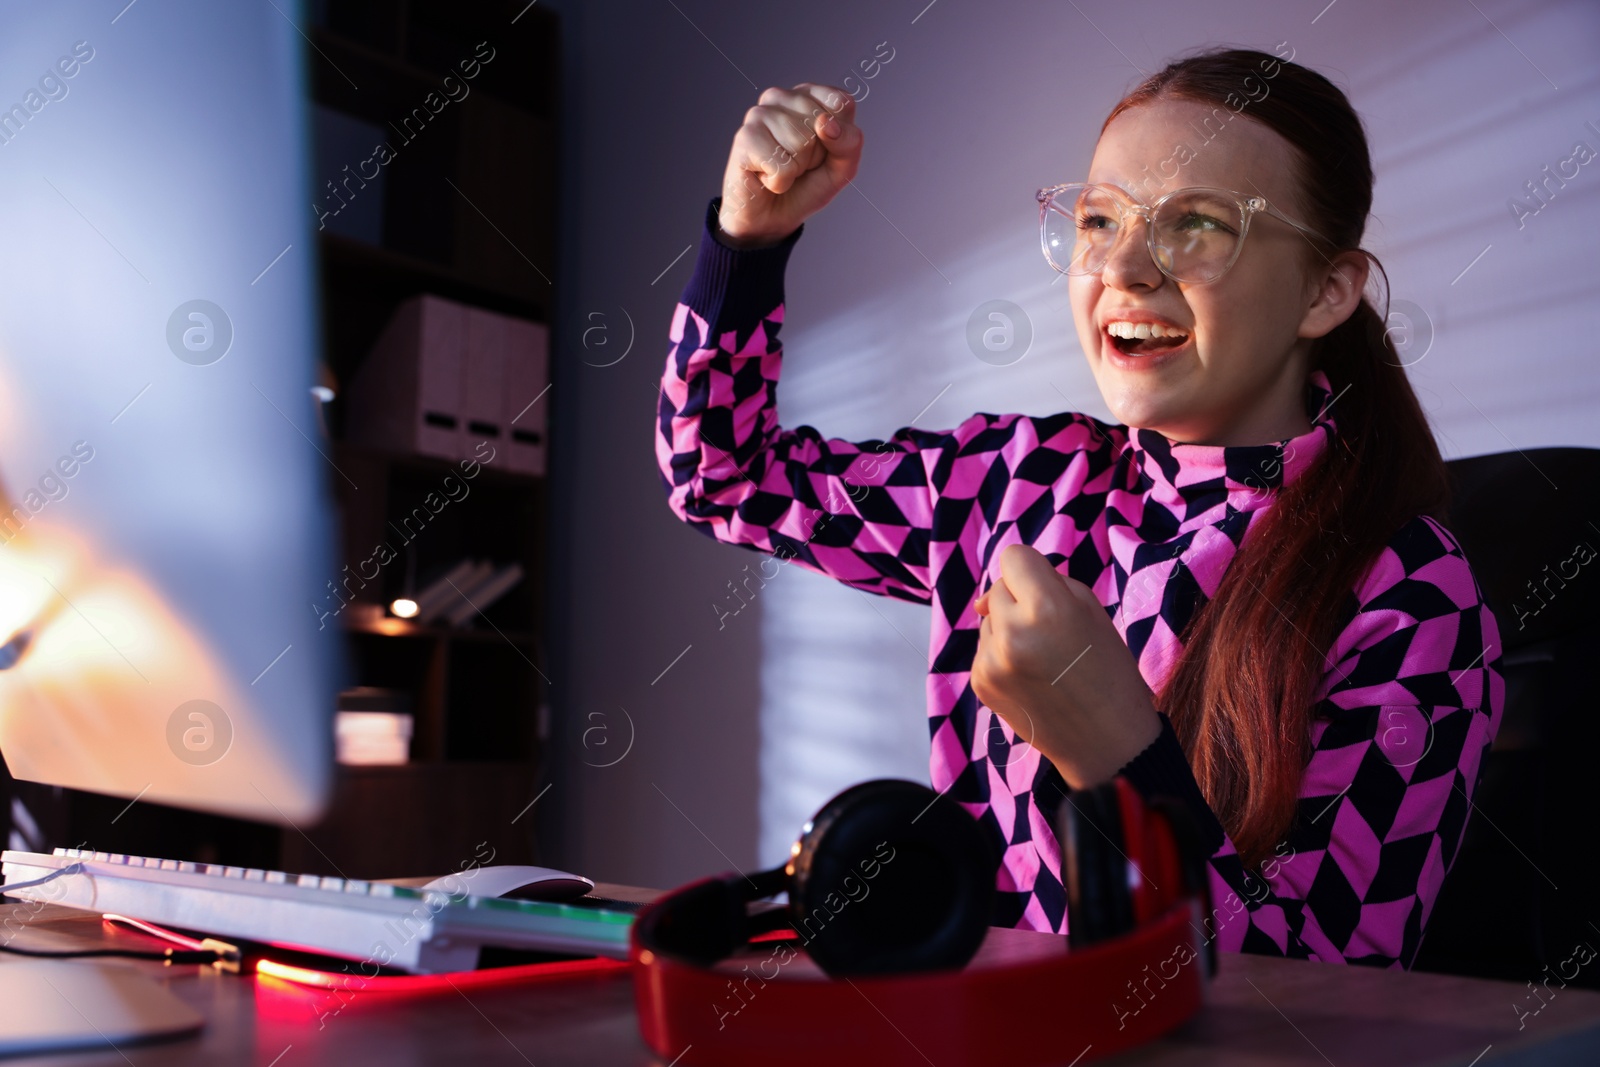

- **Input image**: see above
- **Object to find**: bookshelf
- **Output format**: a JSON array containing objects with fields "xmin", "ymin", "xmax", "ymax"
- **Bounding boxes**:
[{"xmin": 294, "ymin": 0, "xmax": 559, "ymax": 878}]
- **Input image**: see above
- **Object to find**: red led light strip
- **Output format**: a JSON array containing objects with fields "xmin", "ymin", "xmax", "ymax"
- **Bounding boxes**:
[{"xmin": 102, "ymin": 914, "xmax": 630, "ymax": 990}]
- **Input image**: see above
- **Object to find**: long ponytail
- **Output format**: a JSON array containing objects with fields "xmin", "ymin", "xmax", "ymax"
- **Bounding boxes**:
[{"xmin": 1104, "ymin": 49, "xmax": 1450, "ymax": 870}]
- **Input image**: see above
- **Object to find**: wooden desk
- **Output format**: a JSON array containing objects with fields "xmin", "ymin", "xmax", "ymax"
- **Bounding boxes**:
[{"xmin": 4, "ymin": 888, "xmax": 1599, "ymax": 1066}]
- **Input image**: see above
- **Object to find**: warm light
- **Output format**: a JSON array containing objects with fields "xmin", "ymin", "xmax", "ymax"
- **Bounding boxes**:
[
  {"xmin": 0, "ymin": 522, "xmax": 325, "ymax": 823},
  {"xmin": 390, "ymin": 598, "xmax": 419, "ymax": 619}
]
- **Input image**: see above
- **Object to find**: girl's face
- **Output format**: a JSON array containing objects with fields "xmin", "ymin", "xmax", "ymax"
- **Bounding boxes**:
[{"xmin": 1068, "ymin": 97, "xmax": 1353, "ymax": 446}]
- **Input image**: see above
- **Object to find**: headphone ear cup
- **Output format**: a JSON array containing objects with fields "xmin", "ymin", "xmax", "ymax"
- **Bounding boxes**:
[
  {"xmin": 1144, "ymin": 796, "xmax": 1211, "ymax": 899},
  {"xmin": 1146, "ymin": 795, "xmax": 1218, "ymax": 978},
  {"xmin": 789, "ymin": 779, "xmax": 995, "ymax": 977},
  {"xmin": 1060, "ymin": 780, "xmax": 1135, "ymax": 949}
]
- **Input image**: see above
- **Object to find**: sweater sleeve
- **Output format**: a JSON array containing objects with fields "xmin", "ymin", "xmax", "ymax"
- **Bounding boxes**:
[
  {"xmin": 656, "ymin": 196, "xmax": 971, "ymax": 605},
  {"xmin": 1115, "ymin": 514, "xmax": 1505, "ymax": 968}
]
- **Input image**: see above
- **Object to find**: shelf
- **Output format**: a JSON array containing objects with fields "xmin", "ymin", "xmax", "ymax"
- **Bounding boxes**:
[
  {"xmin": 307, "ymin": 22, "xmax": 556, "ymax": 119},
  {"xmin": 319, "ymin": 231, "xmax": 547, "ymax": 323},
  {"xmin": 312, "ymin": 26, "xmax": 444, "ymax": 96},
  {"xmin": 335, "ymin": 759, "xmax": 536, "ymax": 774},
  {"xmin": 343, "ymin": 610, "xmax": 538, "ymax": 645},
  {"xmin": 309, "ymin": 5, "xmax": 558, "ymax": 379},
  {"xmin": 332, "ymin": 438, "xmax": 545, "ymax": 487},
  {"xmin": 310, "ymin": 8, "xmax": 556, "ymax": 121}
]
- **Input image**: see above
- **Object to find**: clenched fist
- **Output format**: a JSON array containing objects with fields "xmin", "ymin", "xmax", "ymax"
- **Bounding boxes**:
[
  {"xmin": 717, "ymin": 83, "xmax": 863, "ymax": 249},
  {"xmin": 971, "ymin": 544, "xmax": 1163, "ymax": 788}
]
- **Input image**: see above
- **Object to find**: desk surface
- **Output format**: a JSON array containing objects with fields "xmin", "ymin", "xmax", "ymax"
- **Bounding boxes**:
[{"xmin": 3, "ymin": 889, "xmax": 1599, "ymax": 1067}]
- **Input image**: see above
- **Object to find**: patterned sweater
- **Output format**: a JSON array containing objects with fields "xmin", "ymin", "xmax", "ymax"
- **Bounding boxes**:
[{"xmin": 656, "ymin": 197, "xmax": 1505, "ymax": 968}]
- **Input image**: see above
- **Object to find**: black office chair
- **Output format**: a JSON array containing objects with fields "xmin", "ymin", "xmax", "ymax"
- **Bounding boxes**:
[{"xmin": 1410, "ymin": 447, "xmax": 1600, "ymax": 987}]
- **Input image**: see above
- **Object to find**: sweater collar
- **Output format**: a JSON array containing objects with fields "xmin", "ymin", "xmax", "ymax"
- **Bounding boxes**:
[{"xmin": 1122, "ymin": 370, "xmax": 1338, "ymax": 517}]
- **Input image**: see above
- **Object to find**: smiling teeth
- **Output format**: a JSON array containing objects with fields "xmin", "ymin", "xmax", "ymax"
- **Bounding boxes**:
[{"xmin": 1107, "ymin": 322, "xmax": 1188, "ymax": 340}]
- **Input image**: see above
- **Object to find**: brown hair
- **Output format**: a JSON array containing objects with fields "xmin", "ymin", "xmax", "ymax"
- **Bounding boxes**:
[{"xmin": 1103, "ymin": 47, "xmax": 1450, "ymax": 870}]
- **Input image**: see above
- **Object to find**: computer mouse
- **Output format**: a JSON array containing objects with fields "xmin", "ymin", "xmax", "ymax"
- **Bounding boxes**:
[{"xmin": 422, "ymin": 864, "xmax": 595, "ymax": 902}]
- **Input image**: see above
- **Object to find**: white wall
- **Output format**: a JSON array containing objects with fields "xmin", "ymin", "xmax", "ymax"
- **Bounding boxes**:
[{"xmin": 540, "ymin": 0, "xmax": 1600, "ymax": 888}]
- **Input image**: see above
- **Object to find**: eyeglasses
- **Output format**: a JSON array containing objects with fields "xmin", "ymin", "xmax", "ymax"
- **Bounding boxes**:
[{"xmin": 1036, "ymin": 182, "xmax": 1331, "ymax": 284}]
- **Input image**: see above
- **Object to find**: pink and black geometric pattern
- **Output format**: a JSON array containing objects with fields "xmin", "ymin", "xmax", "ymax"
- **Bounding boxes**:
[{"xmin": 656, "ymin": 198, "xmax": 1505, "ymax": 968}]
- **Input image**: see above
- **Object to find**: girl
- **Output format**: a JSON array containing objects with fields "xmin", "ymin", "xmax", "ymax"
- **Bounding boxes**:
[{"xmin": 656, "ymin": 47, "xmax": 1503, "ymax": 968}]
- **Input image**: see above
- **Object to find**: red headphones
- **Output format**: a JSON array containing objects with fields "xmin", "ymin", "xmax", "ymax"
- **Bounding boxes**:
[{"xmin": 631, "ymin": 776, "xmax": 1216, "ymax": 1067}]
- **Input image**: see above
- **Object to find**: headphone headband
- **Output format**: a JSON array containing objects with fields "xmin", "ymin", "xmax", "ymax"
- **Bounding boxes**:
[
  {"xmin": 632, "ymin": 896, "xmax": 1208, "ymax": 1066},
  {"xmin": 631, "ymin": 776, "xmax": 1215, "ymax": 1067}
]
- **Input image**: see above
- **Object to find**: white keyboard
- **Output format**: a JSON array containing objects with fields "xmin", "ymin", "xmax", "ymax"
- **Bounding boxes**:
[{"xmin": 1, "ymin": 848, "xmax": 633, "ymax": 974}]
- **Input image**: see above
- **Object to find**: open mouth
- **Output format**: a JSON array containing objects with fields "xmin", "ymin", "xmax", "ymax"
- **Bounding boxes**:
[{"xmin": 1106, "ymin": 325, "xmax": 1191, "ymax": 357}]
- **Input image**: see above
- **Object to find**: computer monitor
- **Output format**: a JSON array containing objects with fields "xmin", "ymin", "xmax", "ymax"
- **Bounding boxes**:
[{"xmin": 0, "ymin": 0, "xmax": 339, "ymax": 825}]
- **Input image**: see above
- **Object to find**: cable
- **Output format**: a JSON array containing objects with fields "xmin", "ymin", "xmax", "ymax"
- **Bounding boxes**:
[
  {"xmin": 0, "ymin": 906, "xmax": 240, "ymax": 969},
  {"xmin": 103, "ymin": 914, "xmax": 207, "ymax": 949},
  {"xmin": 0, "ymin": 942, "xmax": 227, "ymax": 965},
  {"xmin": 0, "ymin": 862, "xmax": 84, "ymax": 894}
]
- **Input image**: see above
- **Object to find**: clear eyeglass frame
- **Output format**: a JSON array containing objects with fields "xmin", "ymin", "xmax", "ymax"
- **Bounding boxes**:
[{"xmin": 1035, "ymin": 182, "xmax": 1333, "ymax": 284}]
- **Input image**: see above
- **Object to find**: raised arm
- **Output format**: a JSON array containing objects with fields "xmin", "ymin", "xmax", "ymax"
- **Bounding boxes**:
[
  {"xmin": 658, "ymin": 83, "xmax": 1118, "ymax": 608},
  {"xmin": 1115, "ymin": 515, "xmax": 1505, "ymax": 967},
  {"xmin": 658, "ymin": 84, "xmax": 963, "ymax": 603},
  {"xmin": 657, "ymin": 197, "xmax": 964, "ymax": 605}
]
